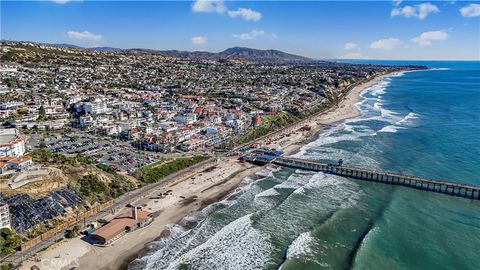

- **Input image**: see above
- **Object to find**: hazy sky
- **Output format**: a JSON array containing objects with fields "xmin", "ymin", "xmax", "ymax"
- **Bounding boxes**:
[{"xmin": 1, "ymin": 0, "xmax": 479, "ymax": 60}]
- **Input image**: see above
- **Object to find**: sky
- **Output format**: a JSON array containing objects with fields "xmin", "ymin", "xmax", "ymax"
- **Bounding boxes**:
[{"xmin": 1, "ymin": 0, "xmax": 479, "ymax": 60}]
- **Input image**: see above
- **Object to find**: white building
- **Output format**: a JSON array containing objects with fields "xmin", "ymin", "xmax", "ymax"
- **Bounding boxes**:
[
  {"xmin": 0, "ymin": 156, "xmax": 33, "ymax": 174},
  {"xmin": 83, "ymin": 102, "xmax": 108, "ymax": 115},
  {"xmin": 0, "ymin": 101, "xmax": 24, "ymax": 110},
  {"xmin": 0, "ymin": 129, "xmax": 26, "ymax": 158},
  {"xmin": 79, "ymin": 115, "xmax": 94, "ymax": 127},
  {"xmin": 0, "ymin": 204, "xmax": 10, "ymax": 230},
  {"xmin": 180, "ymin": 138, "xmax": 207, "ymax": 151}
]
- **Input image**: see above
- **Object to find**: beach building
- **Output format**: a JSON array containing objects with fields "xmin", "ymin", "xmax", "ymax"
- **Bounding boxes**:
[
  {"xmin": 179, "ymin": 138, "xmax": 206, "ymax": 151},
  {"xmin": 91, "ymin": 207, "xmax": 152, "ymax": 245}
]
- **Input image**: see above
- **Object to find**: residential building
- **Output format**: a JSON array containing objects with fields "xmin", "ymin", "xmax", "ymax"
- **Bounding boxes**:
[{"xmin": 0, "ymin": 129, "xmax": 26, "ymax": 158}]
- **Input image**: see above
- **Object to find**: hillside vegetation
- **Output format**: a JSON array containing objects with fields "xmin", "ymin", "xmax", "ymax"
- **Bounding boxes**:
[{"xmin": 135, "ymin": 156, "xmax": 208, "ymax": 184}]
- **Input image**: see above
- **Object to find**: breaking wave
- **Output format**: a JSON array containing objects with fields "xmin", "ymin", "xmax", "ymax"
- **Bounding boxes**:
[
  {"xmin": 130, "ymin": 68, "xmax": 435, "ymax": 270},
  {"xmin": 284, "ymin": 231, "xmax": 315, "ymax": 259}
]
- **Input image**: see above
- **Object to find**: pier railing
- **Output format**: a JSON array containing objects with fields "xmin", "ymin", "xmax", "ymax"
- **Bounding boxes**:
[{"xmin": 273, "ymin": 157, "xmax": 480, "ymax": 200}]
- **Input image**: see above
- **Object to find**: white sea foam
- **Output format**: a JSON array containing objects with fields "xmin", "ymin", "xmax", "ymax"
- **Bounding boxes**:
[
  {"xmin": 274, "ymin": 172, "xmax": 312, "ymax": 190},
  {"xmin": 396, "ymin": 112, "xmax": 420, "ymax": 126},
  {"xmin": 199, "ymin": 198, "xmax": 235, "ymax": 216},
  {"xmin": 255, "ymin": 169, "xmax": 274, "ymax": 178},
  {"xmin": 165, "ymin": 223, "xmax": 189, "ymax": 239},
  {"xmin": 285, "ymin": 231, "xmax": 314, "ymax": 259},
  {"xmin": 294, "ymin": 169, "xmax": 315, "ymax": 175},
  {"xmin": 241, "ymin": 176, "xmax": 255, "ymax": 185},
  {"xmin": 131, "ymin": 223, "xmax": 191, "ymax": 268},
  {"xmin": 255, "ymin": 188, "xmax": 281, "ymax": 198},
  {"xmin": 266, "ymin": 165, "xmax": 282, "ymax": 172},
  {"xmin": 367, "ymin": 94, "xmax": 405, "ymax": 122},
  {"xmin": 375, "ymin": 112, "xmax": 420, "ymax": 134},
  {"xmin": 344, "ymin": 116, "xmax": 388, "ymax": 125},
  {"xmin": 134, "ymin": 70, "xmax": 426, "ymax": 270},
  {"xmin": 292, "ymin": 118, "xmax": 380, "ymax": 167},
  {"xmin": 303, "ymin": 173, "xmax": 362, "ymax": 208},
  {"xmin": 293, "ymin": 186, "xmax": 306, "ymax": 195},
  {"xmin": 291, "ymin": 125, "xmax": 366, "ymax": 158},
  {"xmin": 389, "ymin": 71, "xmax": 405, "ymax": 77},
  {"xmin": 151, "ymin": 214, "xmax": 272, "ymax": 270},
  {"xmin": 350, "ymin": 224, "xmax": 381, "ymax": 264},
  {"xmin": 370, "ymin": 86, "xmax": 386, "ymax": 96},
  {"xmin": 369, "ymin": 81, "xmax": 390, "ymax": 95},
  {"xmin": 229, "ymin": 175, "xmax": 266, "ymax": 200},
  {"xmin": 380, "ymin": 108, "xmax": 400, "ymax": 119},
  {"xmin": 377, "ymin": 124, "xmax": 404, "ymax": 133}
]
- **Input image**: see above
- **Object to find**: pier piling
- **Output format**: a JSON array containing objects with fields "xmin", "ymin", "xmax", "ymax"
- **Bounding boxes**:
[{"xmin": 272, "ymin": 157, "xmax": 480, "ymax": 201}]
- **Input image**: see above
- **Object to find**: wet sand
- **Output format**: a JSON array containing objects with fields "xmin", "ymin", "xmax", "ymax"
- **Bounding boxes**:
[{"xmin": 19, "ymin": 72, "xmax": 393, "ymax": 270}]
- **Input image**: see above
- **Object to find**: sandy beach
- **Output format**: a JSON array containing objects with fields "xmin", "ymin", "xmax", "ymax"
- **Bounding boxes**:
[{"xmin": 19, "ymin": 72, "xmax": 391, "ymax": 270}]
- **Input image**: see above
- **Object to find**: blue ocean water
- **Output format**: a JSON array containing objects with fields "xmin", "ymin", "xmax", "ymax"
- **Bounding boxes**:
[{"xmin": 130, "ymin": 61, "xmax": 480, "ymax": 270}]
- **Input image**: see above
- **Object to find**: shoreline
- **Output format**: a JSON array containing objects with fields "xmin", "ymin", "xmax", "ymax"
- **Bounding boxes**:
[{"xmin": 19, "ymin": 72, "xmax": 395, "ymax": 270}]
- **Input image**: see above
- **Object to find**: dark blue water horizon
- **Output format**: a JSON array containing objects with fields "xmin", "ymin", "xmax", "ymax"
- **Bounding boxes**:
[
  {"xmin": 336, "ymin": 59, "xmax": 480, "ymax": 69},
  {"xmin": 131, "ymin": 60, "xmax": 480, "ymax": 270}
]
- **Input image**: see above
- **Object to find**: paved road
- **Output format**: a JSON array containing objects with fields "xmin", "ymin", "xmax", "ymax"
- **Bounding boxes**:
[
  {"xmin": 4, "ymin": 76, "xmax": 378, "ymax": 267},
  {"xmin": 2, "ymin": 157, "xmax": 215, "ymax": 267}
]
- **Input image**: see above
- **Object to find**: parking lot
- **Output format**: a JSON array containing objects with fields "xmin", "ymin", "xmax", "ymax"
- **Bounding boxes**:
[{"xmin": 28, "ymin": 133, "xmax": 155, "ymax": 173}]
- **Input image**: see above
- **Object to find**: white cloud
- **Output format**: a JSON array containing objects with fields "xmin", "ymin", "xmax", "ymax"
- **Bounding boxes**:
[
  {"xmin": 228, "ymin": 8, "xmax": 262, "ymax": 21},
  {"xmin": 391, "ymin": 2, "xmax": 439, "ymax": 19},
  {"xmin": 460, "ymin": 3, "xmax": 480, "ymax": 17},
  {"xmin": 192, "ymin": 0, "xmax": 226, "ymax": 14},
  {"xmin": 411, "ymin": 30, "xmax": 447, "ymax": 46},
  {"xmin": 192, "ymin": 1, "xmax": 262, "ymax": 22},
  {"xmin": 51, "ymin": 0, "xmax": 82, "ymax": 4},
  {"xmin": 67, "ymin": 31, "xmax": 102, "ymax": 41},
  {"xmin": 369, "ymin": 38, "xmax": 403, "ymax": 50},
  {"xmin": 191, "ymin": 36, "xmax": 208, "ymax": 45},
  {"xmin": 340, "ymin": 52, "xmax": 369, "ymax": 59},
  {"xmin": 343, "ymin": 42, "xmax": 358, "ymax": 50},
  {"xmin": 393, "ymin": 0, "xmax": 403, "ymax": 7},
  {"xmin": 233, "ymin": 30, "xmax": 265, "ymax": 40}
]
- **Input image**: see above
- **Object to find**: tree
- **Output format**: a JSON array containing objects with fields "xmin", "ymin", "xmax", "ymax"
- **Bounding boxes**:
[
  {"xmin": 0, "ymin": 228, "xmax": 22, "ymax": 256},
  {"xmin": 39, "ymin": 140, "xmax": 47, "ymax": 149},
  {"xmin": 38, "ymin": 105, "xmax": 46, "ymax": 121},
  {"xmin": 58, "ymin": 92, "xmax": 68, "ymax": 100},
  {"xmin": 1, "ymin": 263, "xmax": 13, "ymax": 270},
  {"xmin": 17, "ymin": 107, "xmax": 27, "ymax": 115},
  {"xmin": 65, "ymin": 225, "xmax": 79, "ymax": 238}
]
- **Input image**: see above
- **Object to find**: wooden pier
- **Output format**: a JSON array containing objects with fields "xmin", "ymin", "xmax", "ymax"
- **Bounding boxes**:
[{"xmin": 273, "ymin": 157, "xmax": 480, "ymax": 200}]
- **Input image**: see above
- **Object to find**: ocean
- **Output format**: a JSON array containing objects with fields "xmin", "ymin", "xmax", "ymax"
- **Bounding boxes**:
[{"xmin": 129, "ymin": 61, "xmax": 480, "ymax": 270}]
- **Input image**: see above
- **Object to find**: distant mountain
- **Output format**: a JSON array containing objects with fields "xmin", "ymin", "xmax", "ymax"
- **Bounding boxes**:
[
  {"xmin": 89, "ymin": 46, "xmax": 123, "ymax": 52},
  {"xmin": 125, "ymin": 47, "xmax": 311, "ymax": 62},
  {"xmin": 125, "ymin": 49, "xmax": 216, "ymax": 59},
  {"xmin": 38, "ymin": 43, "xmax": 122, "ymax": 52},
  {"xmin": 2, "ymin": 40, "xmax": 313, "ymax": 63},
  {"xmin": 52, "ymin": 43, "xmax": 84, "ymax": 49},
  {"xmin": 218, "ymin": 47, "xmax": 310, "ymax": 62}
]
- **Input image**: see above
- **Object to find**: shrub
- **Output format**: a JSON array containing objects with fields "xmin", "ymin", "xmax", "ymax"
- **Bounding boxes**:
[
  {"xmin": 96, "ymin": 163, "xmax": 115, "ymax": 174},
  {"xmin": 0, "ymin": 228, "xmax": 23, "ymax": 257},
  {"xmin": 30, "ymin": 149, "xmax": 93, "ymax": 166},
  {"xmin": 136, "ymin": 156, "xmax": 208, "ymax": 184},
  {"xmin": 75, "ymin": 174, "xmax": 108, "ymax": 203}
]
